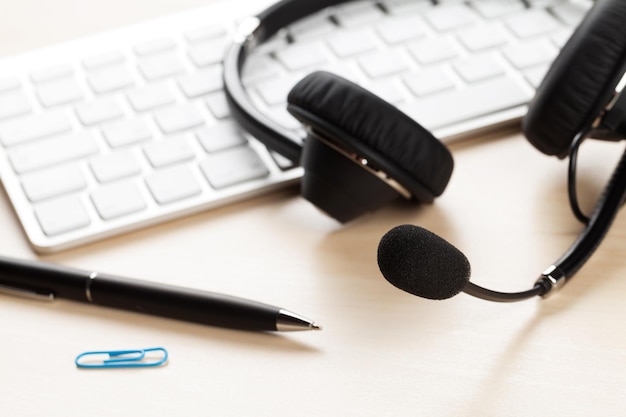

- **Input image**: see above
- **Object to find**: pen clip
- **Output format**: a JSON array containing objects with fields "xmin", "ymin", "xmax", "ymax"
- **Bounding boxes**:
[
  {"xmin": 0, "ymin": 283, "xmax": 54, "ymax": 302},
  {"xmin": 75, "ymin": 347, "xmax": 168, "ymax": 369}
]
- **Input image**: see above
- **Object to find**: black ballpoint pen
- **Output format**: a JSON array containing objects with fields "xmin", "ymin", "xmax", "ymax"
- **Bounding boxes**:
[{"xmin": 0, "ymin": 255, "xmax": 321, "ymax": 332}]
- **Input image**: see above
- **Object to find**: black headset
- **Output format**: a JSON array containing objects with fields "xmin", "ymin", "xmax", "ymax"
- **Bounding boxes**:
[{"xmin": 224, "ymin": 0, "xmax": 626, "ymax": 302}]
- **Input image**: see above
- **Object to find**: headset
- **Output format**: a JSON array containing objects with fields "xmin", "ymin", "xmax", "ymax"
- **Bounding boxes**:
[{"xmin": 223, "ymin": 0, "xmax": 626, "ymax": 303}]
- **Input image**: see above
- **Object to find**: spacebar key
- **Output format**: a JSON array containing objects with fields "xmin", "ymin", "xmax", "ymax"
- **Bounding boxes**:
[{"xmin": 401, "ymin": 77, "xmax": 534, "ymax": 131}]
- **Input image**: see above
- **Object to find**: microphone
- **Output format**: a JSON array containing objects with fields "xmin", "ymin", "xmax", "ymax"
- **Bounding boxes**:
[
  {"xmin": 377, "ymin": 225, "xmax": 545, "ymax": 302},
  {"xmin": 377, "ymin": 147, "xmax": 626, "ymax": 303}
]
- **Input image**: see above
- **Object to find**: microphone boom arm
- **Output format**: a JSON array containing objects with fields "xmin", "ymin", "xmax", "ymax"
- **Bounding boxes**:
[
  {"xmin": 463, "ymin": 282, "xmax": 544, "ymax": 302},
  {"xmin": 538, "ymin": 143, "xmax": 626, "ymax": 297},
  {"xmin": 464, "ymin": 142, "xmax": 626, "ymax": 303}
]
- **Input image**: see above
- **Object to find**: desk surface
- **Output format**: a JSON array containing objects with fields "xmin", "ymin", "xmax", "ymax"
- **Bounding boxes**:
[{"xmin": 2, "ymin": 1, "xmax": 626, "ymax": 416}]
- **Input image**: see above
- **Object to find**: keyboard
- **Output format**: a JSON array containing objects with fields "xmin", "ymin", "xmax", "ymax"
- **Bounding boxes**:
[{"xmin": 0, "ymin": 0, "xmax": 592, "ymax": 252}]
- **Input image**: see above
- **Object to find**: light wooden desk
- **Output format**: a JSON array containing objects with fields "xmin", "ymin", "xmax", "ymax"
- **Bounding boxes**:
[{"xmin": 2, "ymin": 1, "xmax": 626, "ymax": 416}]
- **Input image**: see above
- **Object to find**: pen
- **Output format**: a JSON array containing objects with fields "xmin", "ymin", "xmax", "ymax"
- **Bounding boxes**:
[{"xmin": 0, "ymin": 255, "xmax": 321, "ymax": 332}]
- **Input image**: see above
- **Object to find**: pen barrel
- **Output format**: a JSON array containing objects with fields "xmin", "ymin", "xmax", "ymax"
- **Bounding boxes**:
[
  {"xmin": 0, "ymin": 256, "xmax": 87, "ymax": 300},
  {"xmin": 89, "ymin": 274, "xmax": 280, "ymax": 331}
]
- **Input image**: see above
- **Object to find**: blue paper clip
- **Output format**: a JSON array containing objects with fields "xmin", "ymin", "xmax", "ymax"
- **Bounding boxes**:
[{"xmin": 75, "ymin": 347, "xmax": 168, "ymax": 369}]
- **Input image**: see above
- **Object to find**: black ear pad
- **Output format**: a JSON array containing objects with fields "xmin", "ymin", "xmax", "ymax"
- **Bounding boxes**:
[
  {"xmin": 287, "ymin": 71, "xmax": 454, "ymax": 203},
  {"xmin": 522, "ymin": 0, "xmax": 626, "ymax": 158}
]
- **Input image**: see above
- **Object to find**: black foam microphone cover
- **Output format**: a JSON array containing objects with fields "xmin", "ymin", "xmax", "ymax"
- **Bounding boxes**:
[{"xmin": 377, "ymin": 225, "xmax": 471, "ymax": 300}]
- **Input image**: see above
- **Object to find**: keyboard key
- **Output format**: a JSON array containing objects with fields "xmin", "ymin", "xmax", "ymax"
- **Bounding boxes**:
[
  {"xmin": 196, "ymin": 121, "xmax": 247, "ymax": 153},
  {"xmin": 437, "ymin": 0, "xmax": 472, "ymax": 4},
  {"xmin": 200, "ymin": 146, "xmax": 269, "ymax": 189},
  {"xmin": 471, "ymin": 0, "xmax": 526, "ymax": 19},
  {"xmin": 30, "ymin": 64, "xmax": 73, "ymax": 83},
  {"xmin": 205, "ymin": 92, "xmax": 231, "ymax": 120},
  {"xmin": 0, "ymin": 92, "xmax": 31, "ymax": 120},
  {"xmin": 91, "ymin": 180, "xmax": 147, "ymax": 220},
  {"xmin": 457, "ymin": 23, "xmax": 511, "ymax": 51},
  {"xmin": 401, "ymin": 77, "xmax": 533, "ymax": 130},
  {"xmin": 262, "ymin": 107, "xmax": 302, "ymax": 131},
  {"xmin": 525, "ymin": 0, "xmax": 570, "ymax": 6},
  {"xmin": 21, "ymin": 163, "xmax": 86, "ymax": 202},
  {"xmin": 425, "ymin": 4, "xmax": 477, "ymax": 32},
  {"xmin": 143, "ymin": 135, "xmax": 195, "ymax": 167},
  {"xmin": 550, "ymin": 2, "xmax": 592, "ymax": 26},
  {"xmin": 274, "ymin": 41, "xmax": 329, "ymax": 71},
  {"xmin": 551, "ymin": 28, "xmax": 574, "ymax": 49},
  {"xmin": 287, "ymin": 11, "xmax": 336, "ymax": 41},
  {"xmin": 241, "ymin": 55, "xmax": 282, "ymax": 84},
  {"xmin": 503, "ymin": 39, "xmax": 558, "ymax": 69},
  {"xmin": 316, "ymin": 61, "xmax": 359, "ymax": 81},
  {"xmin": 82, "ymin": 51, "xmax": 125, "ymax": 70},
  {"xmin": 138, "ymin": 53, "xmax": 185, "ymax": 80},
  {"xmin": 254, "ymin": 33, "xmax": 290, "ymax": 55},
  {"xmin": 524, "ymin": 65, "xmax": 550, "ymax": 88},
  {"xmin": 0, "ymin": 77, "xmax": 20, "ymax": 92},
  {"xmin": 188, "ymin": 38, "xmax": 227, "ymax": 67},
  {"xmin": 358, "ymin": 50, "xmax": 410, "ymax": 78},
  {"xmin": 505, "ymin": 9, "xmax": 562, "ymax": 39},
  {"xmin": 177, "ymin": 66, "xmax": 223, "ymax": 97},
  {"xmin": 333, "ymin": 2, "xmax": 386, "ymax": 27},
  {"xmin": 89, "ymin": 150, "xmax": 142, "ymax": 182},
  {"xmin": 327, "ymin": 29, "xmax": 379, "ymax": 57},
  {"xmin": 453, "ymin": 53, "xmax": 506, "ymax": 83},
  {"xmin": 134, "ymin": 38, "xmax": 177, "ymax": 56},
  {"xmin": 36, "ymin": 78, "xmax": 83, "ymax": 107},
  {"xmin": 185, "ymin": 25, "xmax": 227, "ymax": 43},
  {"xmin": 101, "ymin": 118, "xmax": 152, "ymax": 148},
  {"xmin": 0, "ymin": 111, "xmax": 71, "ymax": 147},
  {"xmin": 145, "ymin": 165, "xmax": 202, "ymax": 204},
  {"xmin": 75, "ymin": 98, "xmax": 125, "ymax": 125},
  {"xmin": 404, "ymin": 67, "xmax": 456, "ymax": 96},
  {"xmin": 153, "ymin": 103, "xmax": 204, "ymax": 133},
  {"xmin": 408, "ymin": 36, "xmax": 460, "ymax": 65},
  {"xmin": 8, "ymin": 132, "xmax": 99, "ymax": 174},
  {"xmin": 381, "ymin": 0, "xmax": 433, "ymax": 15},
  {"xmin": 34, "ymin": 195, "xmax": 91, "ymax": 236},
  {"xmin": 126, "ymin": 83, "xmax": 176, "ymax": 111},
  {"xmin": 87, "ymin": 65, "xmax": 134, "ymax": 94},
  {"xmin": 364, "ymin": 79, "xmax": 406, "ymax": 104},
  {"xmin": 255, "ymin": 75, "xmax": 300, "ymax": 106},
  {"xmin": 376, "ymin": 15, "xmax": 427, "ymax": 45}
]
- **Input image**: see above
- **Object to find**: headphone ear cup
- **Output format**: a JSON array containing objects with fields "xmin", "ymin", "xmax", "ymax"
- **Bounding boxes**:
[
  {"xmin": 522, "ymin": 0, "xmax": 626, "ymax": 158},
  {"xmin": 287, "ymin": 71, "xmax": 453, "ymax": 222}
]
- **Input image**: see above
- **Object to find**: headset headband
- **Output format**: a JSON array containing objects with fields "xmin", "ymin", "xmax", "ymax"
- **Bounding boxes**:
[
  {"xmin": 257, "ymin": 0, "xmax": 345, "ymax": 42},
  {"xmin": 223, "ymin": 0, "xmax": 353, "ymax": 162}
]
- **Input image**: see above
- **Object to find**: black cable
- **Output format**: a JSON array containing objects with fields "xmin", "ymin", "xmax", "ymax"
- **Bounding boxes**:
[
  {"xmin": 567, "ymin": 131, "xmax": 591, "ymax": 224},
  {"xmin": 557, "ymin": 143, "xmax": 626, "ymax": 278}
]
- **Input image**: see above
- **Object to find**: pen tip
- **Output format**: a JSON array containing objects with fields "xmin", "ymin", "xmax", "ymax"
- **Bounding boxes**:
[{"xmin": 276, "ymin": 309, "xmax": 322, "ymax": 331}]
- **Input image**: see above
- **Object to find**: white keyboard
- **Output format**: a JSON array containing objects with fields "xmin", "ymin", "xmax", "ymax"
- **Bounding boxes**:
[{"xmin": 0, "ymin": 0, "xmax": 592, "ymax": 252}]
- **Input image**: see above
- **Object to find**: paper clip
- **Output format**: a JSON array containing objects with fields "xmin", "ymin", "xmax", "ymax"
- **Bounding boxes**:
[{"xmin": 75, "ymin": 347, "xmax": 168, "ymax": 369}]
